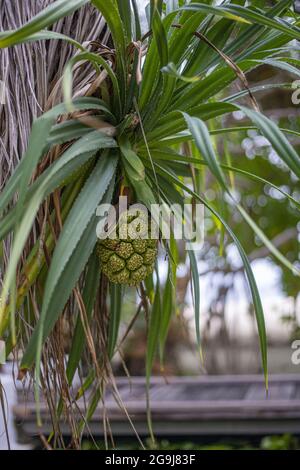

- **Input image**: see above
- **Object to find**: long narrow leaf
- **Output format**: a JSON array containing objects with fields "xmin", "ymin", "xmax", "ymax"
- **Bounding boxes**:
[
  {"xmin": 0, "ymin": 0, "xmax": 89, "ymax": 48},
  {"xmin": 155, "ymin": 164, "xmax": 268, "ymax": 385}
]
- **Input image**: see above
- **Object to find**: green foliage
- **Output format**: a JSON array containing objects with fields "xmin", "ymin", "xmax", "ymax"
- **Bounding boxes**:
[
  {"xmin": 81, "ymin": 434, "xmax": 300, "ymax": 450},
  {"xmin": 0, "ymin": 0, "xmax": 300, "ymax": 446}
]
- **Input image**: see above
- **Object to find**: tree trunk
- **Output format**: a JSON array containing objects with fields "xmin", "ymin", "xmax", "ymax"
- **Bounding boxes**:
[{"xmin": 0, "ymin": 1, "xmax": 107, "ymax": 186}]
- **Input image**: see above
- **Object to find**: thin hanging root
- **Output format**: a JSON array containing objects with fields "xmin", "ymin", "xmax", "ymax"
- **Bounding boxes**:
[{"xmin": 0, "ymin": 381, "xmax": 10, "ymax": 450}]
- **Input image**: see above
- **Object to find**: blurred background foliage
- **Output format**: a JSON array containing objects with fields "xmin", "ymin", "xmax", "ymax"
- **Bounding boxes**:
[{"xmin": 81, "ymin": 433, "xmax": 300, "ymax": 450}]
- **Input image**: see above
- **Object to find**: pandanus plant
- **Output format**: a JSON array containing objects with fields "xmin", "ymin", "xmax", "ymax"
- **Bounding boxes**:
[{"xmin": 1, "ymin": 0, "xmax": 300, "ymax": 445}]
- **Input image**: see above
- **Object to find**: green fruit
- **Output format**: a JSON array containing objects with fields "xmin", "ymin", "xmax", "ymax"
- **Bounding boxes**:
[{"xmin": 97, "ymin": 209, "xmax": 158, "ymax": 286}]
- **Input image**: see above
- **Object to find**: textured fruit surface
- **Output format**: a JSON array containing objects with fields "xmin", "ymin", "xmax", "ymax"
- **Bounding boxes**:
[{"xmin": 97, "ymin": 209, "xmax": 158, "ymax": 286}]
